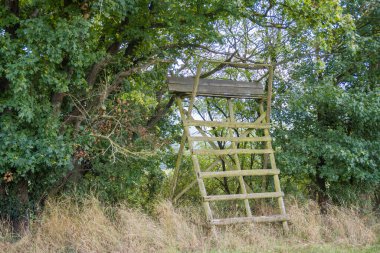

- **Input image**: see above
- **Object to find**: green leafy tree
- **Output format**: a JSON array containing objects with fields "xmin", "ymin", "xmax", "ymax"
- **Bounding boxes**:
[
  {"xmin": 0, "ymin": 0, "xmax": 370, "ymax": 233},
  {"xmin": 171, "ymin": 0, "xmax": 380, "ymax": 210},
  {"xmin": 274, "ymin": 0, "xmax": 380, "ymax": 209},
  {"xmin": 0, "ymin": 0, "xmax": 241, "ymax": 232}
]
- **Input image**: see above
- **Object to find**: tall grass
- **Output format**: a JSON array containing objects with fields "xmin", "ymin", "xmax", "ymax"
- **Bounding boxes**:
[{"xmin": 0, "ymin": 196, "xmax": 378, "ymax": 253}]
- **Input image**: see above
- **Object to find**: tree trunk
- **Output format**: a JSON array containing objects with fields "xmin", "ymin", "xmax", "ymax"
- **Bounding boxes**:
[
  {"xmin": 315, "ymin": 157, "xmax": 328, "ymax": 214},
  {"xmin": 12, "ymin": 178, "xmax": 30, "ymax": 235},
  {"xmin": 374, "ymin": 186, "xmax": 380, "ymax": 212}
]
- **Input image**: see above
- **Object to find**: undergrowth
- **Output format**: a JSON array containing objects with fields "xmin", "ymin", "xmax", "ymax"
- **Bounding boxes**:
[{"xmin": 0, "ymin": 196, "xmax": 378, "ymax": 253}]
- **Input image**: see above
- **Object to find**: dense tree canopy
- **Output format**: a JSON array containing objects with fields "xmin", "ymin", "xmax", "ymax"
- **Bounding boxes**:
[{"xmin": 0, "ymin": 0, "xmax": 379, "ymax": 231}]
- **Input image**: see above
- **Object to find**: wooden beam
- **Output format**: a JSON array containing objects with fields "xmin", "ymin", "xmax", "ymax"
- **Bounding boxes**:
[
  {"xmin": 188, "ymin": 136, "xmax": 271, "ymax": 142},
  {"xmin": 192, "ymin": 149, "xmax": 273, "ymax": 156},
  {"xmin": 200, "ymin": 169, "xmax": 280, "ymax": 178},
  {"xmin": 184, "ymin": 120, "xmax": 270, "ymax": 128},
  {"xmin": 168, "ymin": 77, "xmax": 264, "ymax": 98},
  {"xmin": 204, "ymin": 192, "xmax": 284, "ymax": 201},
  {"xmin": 211, "ymin": 214, "xmax": 288, "ymax": 225}
]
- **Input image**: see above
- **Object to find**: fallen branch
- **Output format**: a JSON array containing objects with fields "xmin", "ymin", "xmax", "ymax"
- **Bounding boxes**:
[{"xmin": 91, "ymin": 133, "xmax": 156, "ymax": 160}]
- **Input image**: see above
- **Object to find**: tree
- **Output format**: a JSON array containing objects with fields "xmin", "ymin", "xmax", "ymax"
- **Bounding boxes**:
[
  {"xmin": 0, "ymin": 0, "xmax": 241, "ymax": 232},
  {"xmin": 274, "ymin": 0, "xmax": 380, "ymax": 209},
  {"xmin": 0, "ymin": 0, "xmax": 365, "ymax": 233},
  {"xmin": 170, "ymin": 0, "xmax": 380, "ymax": 210}
]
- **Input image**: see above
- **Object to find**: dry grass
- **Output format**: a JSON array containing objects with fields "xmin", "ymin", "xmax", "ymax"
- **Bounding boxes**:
[{"xmin": 0, "ymin": 197, "xmax": 378, "ymax": 253}]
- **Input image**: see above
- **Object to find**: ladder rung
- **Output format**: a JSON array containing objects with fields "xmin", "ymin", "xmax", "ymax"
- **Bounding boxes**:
[
  {"xmin": 200, "ymin": 169, "xmax": 280, "ymax": 178},
  {"xmin": 192, "ymin": 149, "xmax": 273, "ymax": 155},
  {"xmin": 204, "ymin": 192, "xmax": 284, "ymax": 201},
  {"xmin": 211, "ymin": 214, "xmax": 289, "ymax": 225},
  {"xmin": 188, "ymin": 136, "xmax": 271, "ymax": 142},
  {"xmin": 184, "ymin": 120, "xmax": 270, "ymax": 129}
]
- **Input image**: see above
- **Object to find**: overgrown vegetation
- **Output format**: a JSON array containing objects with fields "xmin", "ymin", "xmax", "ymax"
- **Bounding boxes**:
[
  {"xmin": 0, "ymin": 196, "xmax": 379, "ymax": 253},
  {"xmin": 0, "ymin": 0, "xmax": 379, "ymax": 251}
]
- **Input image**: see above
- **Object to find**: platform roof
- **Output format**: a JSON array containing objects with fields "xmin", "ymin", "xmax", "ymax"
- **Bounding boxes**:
[{"xmin": 168, "ymin": 77, "xmax": 264, "ymax": 98}]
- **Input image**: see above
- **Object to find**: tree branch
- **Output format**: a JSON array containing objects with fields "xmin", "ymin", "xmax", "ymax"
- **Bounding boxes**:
[
  {"xmin": 86, "ymin": 56, "xmax": 112, "ymax": 87},
  {"xmin": 146, "ymin": 95, "xmax": 175, "ymax": 129},
  {"xmin": 200, "ymin": 50, "xmax": 237, "ymax": 78}
]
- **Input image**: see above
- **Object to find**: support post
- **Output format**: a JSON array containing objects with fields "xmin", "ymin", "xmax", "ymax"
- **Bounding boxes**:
[{"xmin": 170, "ymin": 131, "xmax": 187, "ymax": 200}]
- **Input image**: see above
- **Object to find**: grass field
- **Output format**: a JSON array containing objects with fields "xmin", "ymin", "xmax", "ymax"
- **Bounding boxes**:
[{"xmin": 1, "ymin": 197, "xmax": 379, "ymax": 253}]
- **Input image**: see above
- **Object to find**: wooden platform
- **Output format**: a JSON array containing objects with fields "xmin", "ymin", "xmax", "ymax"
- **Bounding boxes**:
[{"xmin": 168, "ymin": 77, "xmax": 264, "ymax": 98}]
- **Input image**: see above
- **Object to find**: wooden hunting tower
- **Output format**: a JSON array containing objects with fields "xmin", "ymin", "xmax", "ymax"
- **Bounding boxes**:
[{"xmin": 168, "ymin": 61, "xmax": 289, "ymax": 231}]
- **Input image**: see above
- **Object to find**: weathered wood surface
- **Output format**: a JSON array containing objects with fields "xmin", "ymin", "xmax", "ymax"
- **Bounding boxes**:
[
  {"xmin": 183, "ymin": 120, "xmax": 270, "ymax": 128},
  {"xmin": 200, "ymin": 169, "xmax": 280, "ymax": 178},
  {"xmin": 204, "ymin": 192, "xmax": 284, "ymax": 201},
  {"xmin": 188, "ymin": 136, "xmax": 271, "ymax": 142},
  {"xmin": 168, "ymin": 77, "xmax": 264, "ymax": 98},
  {"xmin": 192, "ymin": 148, "xmax": 274, "ymax": 156},
  {"xmin": 211, "ymin": 214, "xmax": 289, "ymax": 225},
  {"xmin": 172, "ymin": 77, "xmax": 289, "ymax": 230}
]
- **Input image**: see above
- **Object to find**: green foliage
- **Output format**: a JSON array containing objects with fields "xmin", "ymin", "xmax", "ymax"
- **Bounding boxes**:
[
  {"xmin": 275, "ymin": 85, "xmax": 380, "ymax": 203},
  {"xmin": 77, "ymin": 155, "xmax": 166, "ymax": 209},
  {"xmin": 0, "ymin": 0, "xmax": 254, "ymax": 222},
  {"xmin": 273, "ymin": 0, "xmax": 380, "ymax": 205},
  {"xmin": 0, "ymin": 0, "xmax": 378, "ymax": 227}
]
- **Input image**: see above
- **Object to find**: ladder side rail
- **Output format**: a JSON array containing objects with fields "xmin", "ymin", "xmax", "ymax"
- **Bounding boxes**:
[
  {"xmin": 259, "ymin": 103, "xmax": 289, "ymax": 232},
  {"xmin": 176, "ymin": 97, "xmax": 214, "ymax": 222},
  {"xmin": 259, "ymin": 101, "xmax": 270, "ymax": 189}
]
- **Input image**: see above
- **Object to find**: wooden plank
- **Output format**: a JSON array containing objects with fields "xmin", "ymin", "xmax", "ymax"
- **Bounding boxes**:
[
  {"xmin": 168, "ymin": 77, "xmax": 262, "ymax": 89},
  {"xmin": 204, "ymin": 192, "xmax": 284, "ymax": 201},
  {"xmin": 188, "ymin": 136, "xmax": 271, "ymax": 142},
  {"xmin": 192, "ymin": 148, "xmax": 273, "ymax": 156},
  {"xmin": 200, "ymin": 169, "xmax": 280, "ymax": 178},
  {"xmin": 211, "ymin": 214, "xmax": 288, "ymax": 225},
  {"xmin": 168, "ymin": 77, "xmax": 264, "ymax": 98},
  {"xmin": 184, "ymin": 120, "xmax": 270, "ymax": 128}
]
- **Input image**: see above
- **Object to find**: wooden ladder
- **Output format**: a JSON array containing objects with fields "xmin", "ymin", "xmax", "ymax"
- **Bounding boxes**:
[{"xmin": 170, "ymin": 61, "xmax": 289, "ymax": 231}]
